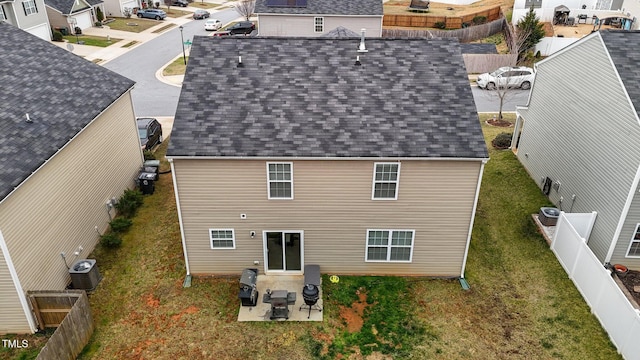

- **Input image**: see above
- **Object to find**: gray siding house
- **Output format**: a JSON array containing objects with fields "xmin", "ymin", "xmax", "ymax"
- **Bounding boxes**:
[
  {"xmin": 0, "ymin": 23, "xmax": 142, "ymax": 334},
  {"xmin": 0, "ymin": 0, "xmax": 51, "ymax": 40},
  {"xmin": 254, "ymin": 0, "xmax": 383, "ymax": 37},
  {"xmin": 167, "ymin": 37, "xmax": 489, "ymax": 278},
  {"xmin": 513, "ymin": 30, "xmax": 640, "ymax": 271},
  {"xmin": 45, "ymin": 0, "xmax": 103, "ymax": 33}
]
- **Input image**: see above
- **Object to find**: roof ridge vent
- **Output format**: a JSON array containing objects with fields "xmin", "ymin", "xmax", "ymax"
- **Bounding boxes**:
[{"xmin": 357, "ymin": 28, "xmax": 368, "ymax": 53}]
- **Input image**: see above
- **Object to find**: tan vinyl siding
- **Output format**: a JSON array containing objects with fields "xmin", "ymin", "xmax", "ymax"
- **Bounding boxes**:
[
  {"xmin": 257, "ymin": 14, "xmax": 382, "ymax": 37},
  {"xmin": 516, "ymin": 35, "xmax": 640, "ymax": 262},
  {"xmin": 0, "ymin": 93, "xmax": 142, "ymax": 295},
  {"xmin": 174, "ymin": 159, "xmax": 482, "ymax": 276},
  {"xmin": 0, "ymin": 250, "xmax": 30, "ymax": 334}
]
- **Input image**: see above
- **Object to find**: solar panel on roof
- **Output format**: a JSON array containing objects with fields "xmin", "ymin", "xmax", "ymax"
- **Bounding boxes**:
[{"xmin": 265, "ymin": 0, "xmax": 307, "ymax": 7}]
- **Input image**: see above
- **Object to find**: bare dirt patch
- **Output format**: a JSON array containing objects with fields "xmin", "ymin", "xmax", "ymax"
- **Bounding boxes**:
[
  {"xmin": 339, "ymin": 289, "xmax": 370, "ymax": 333},
  {"xmin": 618, "ymin": 270, "xmax": 640, "ymax": 307},
  {"xmin": 384, "ymin": 0, "xmax": 513, "ymax": 17}
]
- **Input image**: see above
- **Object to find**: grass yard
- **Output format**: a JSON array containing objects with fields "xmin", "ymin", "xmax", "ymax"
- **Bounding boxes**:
[
  {"xmin": 163, "ymin": 56, "xmax": 188, "ymax": 76},
  {"xmin": 62, "ymin": 35, "xmax": 121, "ymax": 47},
  {"xmin": 69, "ymin": 114, "xmax": 623, "ymax": 359},
  {"xmin": 104, "ymin": 17, "xmax": 162, "ymax": 32}
]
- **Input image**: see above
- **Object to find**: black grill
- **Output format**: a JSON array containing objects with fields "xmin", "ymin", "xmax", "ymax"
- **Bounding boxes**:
[
  {"xmin": 238, "ymin": 268, "xmax": 258, "ymax": 306},
  {"xmin": 299, "ymin": 265, "xmax": 322, "ymax": 318}
]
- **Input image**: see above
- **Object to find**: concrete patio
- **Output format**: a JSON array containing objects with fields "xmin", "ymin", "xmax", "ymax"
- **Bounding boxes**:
[{"xmin": 237, "ymin": 275, "xmax": 323, "ymax": 322}]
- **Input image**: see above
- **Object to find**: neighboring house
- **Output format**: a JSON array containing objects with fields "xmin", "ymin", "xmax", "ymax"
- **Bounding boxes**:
[
  {"xmin": 166, "ymin": 37, "xmax": 489, "ymax": 278},
  {"xmin": 512, "ymin": 30, "xmax": 640, "ymax": 271},
  {"xmin": 0, "ymin": 0, "xmax": 51, "ymax": 40},
  {"xmin": 254, "ymin": 0, "xmax": 383, "ymax": 37},
  {"xmin": 45, "ymin": 0, "xmax": 104, "ymax": 34},
  {"xmin": 102, "ymin": 0, "xmax": 139, "ymax": 18},
  {"xmin": 0, "ymin": 23, "xmax": 142, "ymax": 334}
]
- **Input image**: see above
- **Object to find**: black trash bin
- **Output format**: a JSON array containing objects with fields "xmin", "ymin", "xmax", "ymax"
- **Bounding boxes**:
[
  {"xmin": 74, "ymin": 26, "xmax": 82, "ymax": 35},
  {"xmin": 138, "ymin": 172, "xmax": 157, "ymax": 195}
]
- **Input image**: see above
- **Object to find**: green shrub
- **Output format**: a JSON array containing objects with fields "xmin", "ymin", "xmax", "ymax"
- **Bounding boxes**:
[
  {"xmin": 472, "ymin": 15, "xmax": 487, "ymax": 25},
  {"xmin": 109, "ymin": 217, "xmax": 133, "ymax": 233},
  {"xmin": 96, "ymin": 6, "xmax": 104, "ymax": 22},
  {"xmin": 492, "ymin": 132, "xmax": 513, "ymax": 149},
  {"xmin": 100, "ymin": 233, "xmax": 122, "ymax": 248},
  {"xmin": 434, "ymin": 21, "xmax": 446, "ymax": 29},
  {"xmin": 143, "ymin": 150, "xmax": 156, "ymax": 160},
  {"xmin": 52, "ymin": 30, "xmax": 63, "ymax": 42},
  {"xmin": 115, "ymin": 189, "xmax": 144, "ymax": 218}
]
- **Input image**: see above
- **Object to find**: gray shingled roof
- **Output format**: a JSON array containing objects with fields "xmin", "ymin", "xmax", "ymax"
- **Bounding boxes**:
[
  {"xmin": 601, "ymin": 30, "xmax": 640, "ymax": 120},
  {"xmin": 167, "ymin": 37, "xmax": 488, "ymax": 159},
  {"xmin": 321, "ymin": 26, "xmax": 360, "ymax": 37},
  {"xmin": 0, "ymin": 23, "xmax": 134, "ymax": 201},
  {"xmin": 45, "ymin": 0, "xmax": 94, "ymax": 14},
  {"xmin": 254, "ymin": 0, "xmax": 383, "ymax": 15}
]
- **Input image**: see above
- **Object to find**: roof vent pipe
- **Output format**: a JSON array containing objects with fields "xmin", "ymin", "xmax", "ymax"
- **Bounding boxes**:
[
  {"xmin": 357, "ymin": 28, "xmax": 368, "ymax": 53},
  {"xmin": 355, "ymin": 55, "xmax": 361, "ymax": 66},
  {"xmin": 238, "ymin": 55, "xmax": 243, "ymax": 67},
  {"xmin": 25, "ymin": 113, "xmax": 32, "ymax": 123}
]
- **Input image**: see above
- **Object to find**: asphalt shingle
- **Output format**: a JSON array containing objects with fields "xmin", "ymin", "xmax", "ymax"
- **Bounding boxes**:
[
  {"xmin": 254, "ymin": 0, "xmax": 383, "ymax": 16},
  {"xmin": 0, "ymin": 22, "xmax": 135, "ymax": 201},
  {"xmin": 600, "ymin": 30, "xmax": 640, "ymax": 120},
  {"xmin": 167, "ymin": 37, "xmax": 488, "ymax": 160}
]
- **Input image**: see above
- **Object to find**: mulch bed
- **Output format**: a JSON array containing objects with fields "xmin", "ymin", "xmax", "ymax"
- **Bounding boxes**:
[
  {"xmin": 618, "ymin": 270, "xmax": 640, "ymax": 306},
  {"xmin": 486, "ymin": 118, "xmax": 513, "ymax": 127}
]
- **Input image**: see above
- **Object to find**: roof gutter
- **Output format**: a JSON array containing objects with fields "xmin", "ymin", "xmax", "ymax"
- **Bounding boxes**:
[{"xmin": 165, "ymin": 155, "xmax": 489, "ymax": 162}]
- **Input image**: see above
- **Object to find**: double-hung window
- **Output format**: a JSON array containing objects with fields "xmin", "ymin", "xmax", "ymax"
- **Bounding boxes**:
[
  {"xmin": 366, "ymin": 230, "xmax": 414, "ymax": 262},
  {"xmin": 23, "ymin": 0, "xmax": 38, "ymax": 15},
  {"xmin": 627, "ymin": 224, "xmax": 640, "ymax": 257},
  {"xmin": 372, "ymin": 163, "xmax": 400, "ymax": 200},
  {"xmin": 267, "ymin": 162, "xmax": 293, "ymax": 199},
  {"xmin": 314, "ymin": 17, "xmax": 324, "ymax": 32},
  {"xmin": 210, "ymin": 229, "xmax": 235, "ymax": 249}
]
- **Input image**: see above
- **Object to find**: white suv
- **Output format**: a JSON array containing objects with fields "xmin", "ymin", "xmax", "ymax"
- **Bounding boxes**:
[{"xmin": 476, "ymin": 66, "xmax": 535, "ymax": 90}]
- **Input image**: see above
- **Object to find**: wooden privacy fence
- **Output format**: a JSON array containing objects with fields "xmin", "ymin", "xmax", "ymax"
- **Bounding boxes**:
[
  {"xmin": 28, "ymin": 290, "xmax": 94, "ymax": 360},
  {"xmin": 383, "ymin": 6, "xmax": 501, "ymax": 30},
  {"xmin": 383, "ymin": 17, "xmax": 506, "ymax": 43}
]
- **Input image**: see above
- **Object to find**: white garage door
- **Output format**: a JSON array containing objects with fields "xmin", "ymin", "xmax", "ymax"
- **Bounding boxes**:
[
  {"xmin": 121, "ymin": 0, "xmax": 137, "ymax": 12},
  {"xmin": 71, "ymin": 11, "xmax": 93, "ymax": 30},
  {"xmin": 24, "ymin": 23, "xmax": 51, "ymax": 41}
]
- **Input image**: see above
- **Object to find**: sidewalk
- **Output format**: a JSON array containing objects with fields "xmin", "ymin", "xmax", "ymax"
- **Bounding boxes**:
[{"xmin": 51, "ymin": 0, "xmax": 239, "ymax": 87}]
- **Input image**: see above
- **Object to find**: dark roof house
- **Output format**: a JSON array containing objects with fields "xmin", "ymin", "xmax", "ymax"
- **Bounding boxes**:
[
  {"xmin": 166, "ymin": 37, "xmax": 488, "ymax": 278},
  {"xmin": 0, "ymin": 22, "xmax": 142, "ymax": 335},
  {"xmin": 254, "ymin": 0, "xmax": 384, "ymax": 37}
]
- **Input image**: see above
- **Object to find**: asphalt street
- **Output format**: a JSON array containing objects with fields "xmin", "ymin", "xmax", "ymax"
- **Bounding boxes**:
[{"xmin": 103, "ymin": 7, "xmax": 241, "ymax": 117}]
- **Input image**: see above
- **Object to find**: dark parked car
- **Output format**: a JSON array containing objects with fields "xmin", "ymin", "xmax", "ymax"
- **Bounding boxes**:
[
  {"xmin": 136, "ymin": 9, "xmax": 166, "ymax": 20},
  {"xmin": 171, "ymin": 0, "xmax": 188, "ymax": 7},
  {"xmin": 137, "ymin": 118, "xmax": 163, "ymax": 150},
  {"xmin": 193, "ymin": 9, "xmax": 210, "ymax": 19},
  {"xmin": 227, "ymin": 21, "xmax": 255, "ymax": 35}
]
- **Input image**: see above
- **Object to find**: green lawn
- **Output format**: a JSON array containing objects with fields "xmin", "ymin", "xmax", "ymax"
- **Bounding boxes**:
[
  {"xmin": 163, "ymin": 56, "xmax": 188, "ymax": 76},
  {"xmin": 103, "ymin": 17, "xmax": 161, "ymax": 32},
  {"xmin": 62, "ymin": 35, "xmax": 121, "ymax": 47},
  {"xmin": 1, "ymin": 114, "xmax": 621, "ymax": 360}
]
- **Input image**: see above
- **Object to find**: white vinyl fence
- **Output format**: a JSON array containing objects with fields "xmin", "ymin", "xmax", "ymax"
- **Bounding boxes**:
[{"xmin": 551, "ymin": 212, "xmax": 640, "ymax": 360}]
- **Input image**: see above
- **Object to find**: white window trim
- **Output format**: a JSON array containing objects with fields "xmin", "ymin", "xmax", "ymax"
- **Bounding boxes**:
[
  {"xmin": 209, "ymin": 228, "xmax": 236, "ymax": 249},
  {"xmin": 625, "ymin": 223, "xmax": 640, "ymax": 258},
  {"xmin": 23, "ymin": 0, "xmax": 37, "ymax": 15},
  {"xmin": 365, "ymin": 229, "xmax": 414, "ymax": 262},
  {"xmin": 266, "ymin": 162, "xmax": 294, "ymax": 200},
  {"xmin": 371, "ymin": 162, "xmax": 401, "ymax": 200},
  {"xmin": 314, "ymin": 16, "xmax": 324, "ymax": 33}
]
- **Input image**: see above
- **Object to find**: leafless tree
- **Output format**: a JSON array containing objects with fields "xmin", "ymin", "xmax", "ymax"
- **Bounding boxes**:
[
  {"xmin": 484, "ymin": 23, "xmax": 533, "ymax": 119},
  {"xmin": 163, "ymin": 0, "xmax": 172, "ymax": 11},
  {"xmin": 234, "ymin": 0, "xmax": 256, "ymax": 21}
]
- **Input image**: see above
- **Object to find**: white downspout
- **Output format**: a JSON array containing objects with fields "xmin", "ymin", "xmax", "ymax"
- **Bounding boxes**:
[
  {"xmin": 169, "ymin": 158, "xmax": 191, "ymax": 275},
  {"xmin": 460, "ymin": 158, "xmax": 488, "ymax": 278}
]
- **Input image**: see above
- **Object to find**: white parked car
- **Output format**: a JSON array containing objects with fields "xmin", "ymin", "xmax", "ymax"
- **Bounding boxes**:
[
  {"xmin": 476, "ymin": 66, "xmax": 535, "ymax": 90},
  {"xmin": 204, "ymin": 19, "xmax": 222, "ymax": 31}
]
